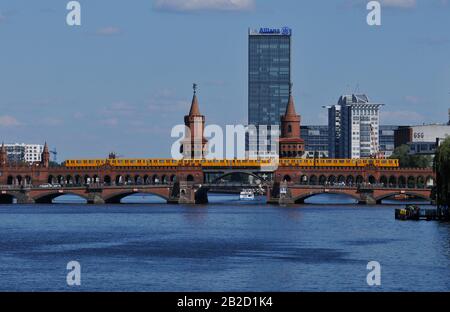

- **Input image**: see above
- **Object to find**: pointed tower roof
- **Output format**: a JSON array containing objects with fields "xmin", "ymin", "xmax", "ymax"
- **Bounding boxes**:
[
  {"xmin": 1, "ymin": 142, "xmax": 5, "ymax": 152},
  {"xmin": 43, "ymin": 142, "xmax": 49, "ymax": 152},
  {"xmin": 189, "ymin": 83, "xmax": 201, "ymax": 116},
  {"xmin": 284, "ymin": 83, "xmax": 298, "ymax": 117}
]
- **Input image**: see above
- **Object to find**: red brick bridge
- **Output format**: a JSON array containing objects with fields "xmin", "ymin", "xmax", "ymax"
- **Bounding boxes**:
[{"xmin": 0, "ymin": 164, "xmax": 435, "ymax": 205}]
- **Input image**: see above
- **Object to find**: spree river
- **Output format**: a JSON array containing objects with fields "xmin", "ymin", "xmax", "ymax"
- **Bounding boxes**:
[{"xmin": 0, "ymin": 194, "xmax": 449, "ymax": 292}]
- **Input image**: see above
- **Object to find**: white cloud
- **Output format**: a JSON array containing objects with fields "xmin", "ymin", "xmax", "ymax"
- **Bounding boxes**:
[
  {"xmin": 95, "ymin": 26, "xmax": 121, "ymax": 36},
  {"xmin": 379, "ymin": 0, "xmax": 416, "ymax": 8},
  {"xmin": 153, "ymin": 0, "xmax": 255, "ymax": 12},
  {"xmin": 0, "ymin": 115, "xmax": 20, "ymax": 127}
]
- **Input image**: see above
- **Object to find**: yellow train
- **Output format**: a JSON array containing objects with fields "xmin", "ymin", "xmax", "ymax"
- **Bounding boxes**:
[{"xmin": 63, "ymin": 158, "xmax": 399, "ymax": 168}]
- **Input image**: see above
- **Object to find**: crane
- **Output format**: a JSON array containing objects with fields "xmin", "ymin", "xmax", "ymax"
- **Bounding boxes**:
[{"xmin": 50, "ymin": 148, "xmax": 57, "ymax": 163}]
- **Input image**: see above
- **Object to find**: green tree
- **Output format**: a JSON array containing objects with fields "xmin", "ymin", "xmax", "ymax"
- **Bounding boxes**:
[
  {"xmin": 390, "ymin": 144, "xmax": 432, "ymax": 168},
  {"xmin": 434, "ymin": 137, "xmax": 450, "ymax": 207}
]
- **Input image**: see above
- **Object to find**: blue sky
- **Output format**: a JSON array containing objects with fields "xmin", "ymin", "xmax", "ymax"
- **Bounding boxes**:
[{"xmin": 0, "ymin": 0, "xmax": 449, "ymax": 159}]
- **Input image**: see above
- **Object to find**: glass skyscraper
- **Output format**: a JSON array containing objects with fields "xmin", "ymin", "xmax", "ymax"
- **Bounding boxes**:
[{"xmin": 248, "ymin": 27, "xmax": 292, "ymax": 153}]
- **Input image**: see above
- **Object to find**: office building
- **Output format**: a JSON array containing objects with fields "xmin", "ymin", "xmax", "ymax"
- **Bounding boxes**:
[
  {"xmin": 248, "ymin": 27, "xmax": 292, "ymax": 152},
  {"xmin": 325, "ymin": 94, "xmax": 384, "ymax": 159},
  {"xmin": 300, "ymin": 125, "xmax": 329, "ymax": 158},
  {"xmin": 394, "ymin": 124, "xmax": 450, "ymax": 155},
  {"xmin": 4, "ymin": 143, "xmax": 44, "ymax": 163},
  {"xmin": 379, "ymin": 125, "xmax": 399, "ymax": 158}
]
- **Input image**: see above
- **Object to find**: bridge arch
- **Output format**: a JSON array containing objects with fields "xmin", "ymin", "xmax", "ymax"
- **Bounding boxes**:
[
  {"xmin": 356, "ymin": 175, "xmax": 364, "ymax": 185},
  {"xmin": 115, "ymin": 175, "xmax": 124, "ymax": 185},
  {"xmin": 380, "ymin": 176, "xmax": 388, "ymax": 187},
  {"xmin": 368, "ymin": 175, "xmax": 376, "ymax": 185},
  {"xmin": 33, "ymin": 192, "xmax": 90, "ymax": 204},
  {"xmin": 300, "ymin": 175, "xmax": 308, "ymax": 185},
  {"xmin": 416, "ymin": 176, "xmax": 425, "ymax": 188},
  {"xmin": 337, "ymin": 175, "xmax": 346, "ymax": 184},
  {"xmin": 389, "ymin": 176, "xmax": 397, "ymax": 187},
  {"xmin": 319, "ymin": 175, "xmax": 326, "ymax": 185},
  {"xmin": 104, "ymin": 190, "xmax": 169, "ymax": 204},
  {"xmin": 375, "ymin": 191, "xmax": 431, "ymax": 203},
  {"xmin": 328, "ymin": 175, "xmax": 336, "ymax": 184},
  {"xmin": 135, "ymin": 175, "xmax": 143, "ymax": 185},
  {"xmin": 66, "ymin": 175, "xmax": 74, "ymax": 185},
  {"xmin": 294, "ymin": 190, "xmax": 360, "ymax": 204},
  {"xmin": 346, "ymin": 175, "xmax": 354, "ymax": 186},
  {"xmin": 407, "ymin": 176, "xmax": 416, "ymax": 189},
  {"xmin": 7, "ymin": 175, "xmax": 14, "ymax": 185},
  {"xmin": 103, "ymin": 175, "xmax": 112, "ymax": 185},
  {"xmin": 398, "ymin": 176, "xmax": 406, "ymax": 188},
  {"xmin": 0, "ymin": 193, "xmax": 17, "ymax": 204}
]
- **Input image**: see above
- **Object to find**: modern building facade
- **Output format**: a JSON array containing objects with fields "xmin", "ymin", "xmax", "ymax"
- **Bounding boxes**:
[
  {"xmin": 394, "ymin": 124, "xmax": 450, "ymax": 155},
  {"xmin": 300, "ymin": 125, "xmax": 329, "ymax": 158},
  {"xmin": 248, "ymin": 27, "xmax": 292, "ymax": 152},
  {"xmin": 4, "ymin": 143, "xmax": 44, "ymax": 163},
  {"xmin": 325, "ymin": 94, "xmax": 384, "ymax": 159},
  {"xmin": 379, "ymin": 125, "xmax": 399, "ymax": 158}
]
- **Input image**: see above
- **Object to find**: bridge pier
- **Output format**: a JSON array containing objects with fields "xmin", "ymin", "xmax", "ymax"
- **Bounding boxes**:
[
  {"xmin": 357, "ymin": 189, "xmax": 376, "ymax": 205},
  {"xmin": 175, "ymin": 182, "xmax": 197, "ymax": 204},
  {"xmin": 267, "ymin": 182, "xmax": 295, "ymax": 205},
  {"xmin": 86, "ymin": 188, "xmax": 105, "ymax": 205}
]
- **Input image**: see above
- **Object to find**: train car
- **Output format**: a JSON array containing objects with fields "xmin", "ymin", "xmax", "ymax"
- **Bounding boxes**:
[{"xmin": 64, "ymin": 157, "xmax": 399, "ymax": 169}]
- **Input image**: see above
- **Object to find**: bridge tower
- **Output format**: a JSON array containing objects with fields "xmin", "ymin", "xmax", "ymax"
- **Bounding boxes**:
[
  {"xmin": 41, "ymin": 142, "xmax": 50, "ymax": 168},
  {"xmin": 279, "ymin": 83, "xmax": 304, "ymax": 158},
  {"xmin": 0, "ymin": 143, "xmax": 7, "ymax": 167},
  {"xmin": 182, "ymin": 83, "xmax": 208, "ymax": 159}
]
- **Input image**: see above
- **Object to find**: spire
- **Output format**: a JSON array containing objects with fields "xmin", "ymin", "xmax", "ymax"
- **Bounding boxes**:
[
  {"xmin": 284, "ymin": 82, "xmax": 297, "ymax": 117},
  {"xmin": 189, "ymin": 83, "xmax": 201, "ymax": 116},
  {"xmin": 43, "ymin": 142, "xmax": 49, "ymax": 153},
  {"xmin": 1, "ymin": 142, "xmax": 5, "ymax": 152}
]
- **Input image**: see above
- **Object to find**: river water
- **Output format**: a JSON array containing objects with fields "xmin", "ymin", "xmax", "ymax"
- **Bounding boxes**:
[{"xmin": 0, "ymin": 194, "xmax": 449, "ymax": 291}]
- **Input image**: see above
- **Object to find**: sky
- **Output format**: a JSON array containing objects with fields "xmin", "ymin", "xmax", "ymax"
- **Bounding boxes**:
[{"xmin": 0, "ymin": 0, "xmax": 449, "ymax": 160}]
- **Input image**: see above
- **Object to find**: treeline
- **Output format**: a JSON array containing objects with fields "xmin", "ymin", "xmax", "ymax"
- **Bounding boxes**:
[
  {"xmin": 435, "ymin": 137, "xmax": 450, "ymax": 207},
  {"xmin": 390, "ymin": 144, "xmax": 433, "ymax": 168}
]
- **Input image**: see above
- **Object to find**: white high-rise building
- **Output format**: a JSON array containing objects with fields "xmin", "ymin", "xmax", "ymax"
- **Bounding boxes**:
[
  {"xmin": 326, "ymin": 94, "xmax": 384, "ymax": 159},
  {"xmin": 4, "ymin": 143, "xmax": 44, "ymax": 163}
]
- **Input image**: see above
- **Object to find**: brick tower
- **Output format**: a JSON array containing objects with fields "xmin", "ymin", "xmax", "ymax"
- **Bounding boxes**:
[
  {"xmin": 0, "ymin": 143, "xmax": 7, "ymax": 167},
  {"xmin": 41, "ymin": 142, "xmax": 50, "ymax": 167},
  {"xmin": 279, "ymin": 84, "xmax": 304, "ymax": 158},
  {"xmin": 181, "ymin": 84, "xmax": 208, "ymax": 159}
]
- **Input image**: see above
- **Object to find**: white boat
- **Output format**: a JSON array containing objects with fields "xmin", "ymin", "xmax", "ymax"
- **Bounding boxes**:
[{"xmin": 239, "ymin": 189, "xmax": 255, "ymax": 200}]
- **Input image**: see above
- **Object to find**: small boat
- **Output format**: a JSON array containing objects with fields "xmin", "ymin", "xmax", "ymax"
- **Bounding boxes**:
[{"xmin": 239, "ymin": 189, "xmax": 255, "ymax": 201}]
